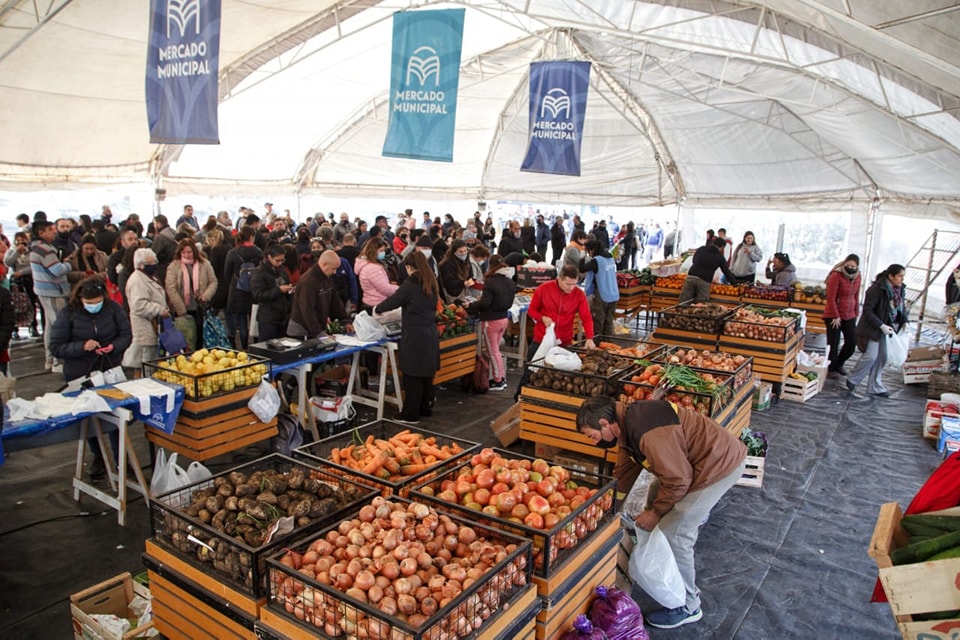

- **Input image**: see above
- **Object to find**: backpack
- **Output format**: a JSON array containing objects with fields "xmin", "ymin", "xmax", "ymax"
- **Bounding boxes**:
[
  {"xmin": 270, "ymin": 412, "xmax": 305, "ymax": 456},
  {"xmin": 461, "ymin": 331, "xmax": 490, "ymax": 394},
  {"xmin": 236, "ymin": 261, "xmax": 256, "ymax": 292},
  {"xmin": 202, "ymin": 309, "xmax": 232, "ymax": 349}
]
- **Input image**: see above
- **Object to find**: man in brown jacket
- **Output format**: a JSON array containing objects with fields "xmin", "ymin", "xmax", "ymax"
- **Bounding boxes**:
[{"xmin": 577, "ymin": 396, "xmax": 747, "ymax": 630}]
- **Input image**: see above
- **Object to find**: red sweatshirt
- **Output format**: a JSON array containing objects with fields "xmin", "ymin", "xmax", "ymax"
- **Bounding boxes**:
[{"xmin": 528, "ymin": 279, "xmax": 594, "ymax": 345}]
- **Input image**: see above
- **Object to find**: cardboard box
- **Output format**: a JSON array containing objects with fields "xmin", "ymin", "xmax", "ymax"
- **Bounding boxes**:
[
  {"xmin": 903, "ymin": 345, "xmax": 947, "ymax": 384},
  {"xmin": 490, "ymin": 403, "xmax": 521, "ymax": 447},
  {"xmin": 553, "ymin": 450, "xmax": 603, "ymax": 476},
  {"xmin": 534, "ymin": 442, "xmax": 560, "ymax": 460},
  {"xmin": 923, "ymin": 399, "xmax": 960, "ymax": 440},
  {"xmin": 71, "ymin": 572, "xmax": 152, "ymax": 640},
  {"xmin": 316, "ymin": 365, "xmax": 367, "ymax": 397}
]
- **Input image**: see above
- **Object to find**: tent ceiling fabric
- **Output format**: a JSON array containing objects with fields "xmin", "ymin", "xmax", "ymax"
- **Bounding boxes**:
[{"xmin": 0, "ymin": 0, "xmax": 959, "ymax": 211}]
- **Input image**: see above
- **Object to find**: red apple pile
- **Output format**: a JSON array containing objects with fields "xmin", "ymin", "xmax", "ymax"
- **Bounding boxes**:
[{"xmin": 417, "ymin": 448, "xmax": 613, "ymax": 570}]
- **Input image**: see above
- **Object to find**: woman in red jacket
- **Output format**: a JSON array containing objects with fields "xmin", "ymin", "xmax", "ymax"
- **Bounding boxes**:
[{"xmin": 823, "ymin": 253, "xmax": 861, "ymax": 379}]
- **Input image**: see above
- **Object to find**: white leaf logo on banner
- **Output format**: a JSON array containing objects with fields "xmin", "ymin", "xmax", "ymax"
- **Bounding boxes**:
[
  {"xmin": 407, "ymin": 46, "xmax": 441, "ymax": 86},
  {"xmin": 166, "ymin": 0, "xmax": 201, "ymax": 38},
  {"xmin": 540, "ymin": 88, "xmax": 571, "ymax": 119}
]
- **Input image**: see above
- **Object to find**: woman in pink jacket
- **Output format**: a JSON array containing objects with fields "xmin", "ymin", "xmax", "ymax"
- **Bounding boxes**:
[
  {"xmin": 355, "ymin": 238, "xmax": 398, "ymax": 313},
  {"xmin": 823, "ymin": 253, "xmax": 861, "ymax": 379}
]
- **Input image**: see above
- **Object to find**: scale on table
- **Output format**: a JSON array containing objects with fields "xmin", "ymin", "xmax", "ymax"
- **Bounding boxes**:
[
  {"xmin": 515, "ymin": 294, "xmax": 532, "ymax": 306},
  {"xmin": 381, "ymin": 320, "xmax": 402, "ymax": 337},
  {"xmin": 249, "ymin": 336, "xmax": 337, "ymax": 364}
]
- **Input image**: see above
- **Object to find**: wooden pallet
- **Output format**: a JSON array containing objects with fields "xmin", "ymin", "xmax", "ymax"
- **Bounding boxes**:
[
  {"xmin": 519, "ymin": 387, "xmax": 616, "ymax": 465},
  {"xmin": 868, "ymin": 502, "xmax": 960, "ymax": 638},
  {"xmin": 718, "ymin": 332, "xmax": 802, "ymax": 385},
  {"xmin": 258, "ymin": 581, "xmax": 540, "ymax": 640},
  {"xmin": 144, "ymin": 546, "xmax": 259, "ymax": 640},
  {"xmin": 145, "ymin": 539, "xmax": 265, "ymax": 617},
  {"xmin": 651, "ymin": 327, "xmax": 720, "ymax": 351},
  {"xmin": 535, "ymin": 521, "xmax": 620, "ymax": 640},
  {"xmin": 146, "ymin": 411, "xmax": 278, "ymax": 462},
  {"xmin": 434, "ymin": 331, "xmax": 478, "ymax": 385}
]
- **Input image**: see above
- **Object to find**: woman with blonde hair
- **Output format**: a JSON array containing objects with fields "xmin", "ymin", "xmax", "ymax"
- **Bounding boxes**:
[{"xmin": 165, "ymin": 239, "xmax": 217, "ymax": 349}]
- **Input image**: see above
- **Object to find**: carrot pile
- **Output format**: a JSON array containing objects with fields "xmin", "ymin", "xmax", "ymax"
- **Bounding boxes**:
[{"xmin": 329, "ymin": 430, "xmax": 464, "ymax": 480}]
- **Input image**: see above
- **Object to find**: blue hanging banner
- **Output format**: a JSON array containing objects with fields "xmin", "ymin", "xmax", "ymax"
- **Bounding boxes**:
[
  {"xmin": 382, "ymin": 9, "xmax": 465, "ymax": 162},
  {"xmin": 521, "ymin": 61, "xmax": 591, "ymax": 176},
  {"xmin": 145, "ymin": 0, "xmax": 221, "ymax": 144}
]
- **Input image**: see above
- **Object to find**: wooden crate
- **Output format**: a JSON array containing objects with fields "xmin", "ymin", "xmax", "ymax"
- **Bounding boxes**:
[
  {"xmin": 146, "ymin": 408, "xmax": 277, "ymax": 462},
  {"xmin": 718, "ymin": 332, "xmax": 803, "ymax": 385},
  {"xmin": 144, "ymin": 539, "xmax": 265, "ymax": 618},
  {"xmin": 144, "ymin": 548, "xmax": 258, "ymax": 640},
  {"xmin": 434, "ymin": 331, "xmax": 478, "ymax": 385},
  {"xmin": 651, "ymin": 287, "xmax": 681, "ymax": 313},
  {"xmin": 259, "ymin": 581, "xmax": 540, "ymax": 640},
  {"xmin": 868, "ymin": 502, "xmax": 960, "ymax": 638},
  {"xmin": 781, "ymin": 376, "xmax": 819, "ymax": 403},
  {"xmin": 535, "ymin": 521, "xmax": 620, "ymax": 640},
  {"xmin": 519, "ymin": 386, "xmax": 616, "ymax": 465},
  {"xmin": 716, "ymin": 380, "xmax": 753, "ymax": 436},
  {"xmin": 735, "ymin": 455, "xmax": 765, "ymax": 488}
]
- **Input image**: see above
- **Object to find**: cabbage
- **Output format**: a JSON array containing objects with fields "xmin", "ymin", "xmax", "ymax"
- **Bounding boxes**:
[{"xmin": 588, "ymin": 585, "xmax": 650, "ymax": 640}]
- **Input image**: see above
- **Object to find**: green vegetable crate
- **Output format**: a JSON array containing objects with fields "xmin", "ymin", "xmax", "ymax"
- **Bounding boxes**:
[{"xmin": 868, "ymin": 502, "xmax": 960, "ymax": 638}]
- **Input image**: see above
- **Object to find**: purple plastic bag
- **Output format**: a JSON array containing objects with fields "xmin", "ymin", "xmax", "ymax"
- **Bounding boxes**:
[
  {"xmin": 561, "ymin": 614, "xmax": 609, "ymax": 640},
  {"xmin": 589, "ymin": 585, "xmax": 650, "ymax": 640}
]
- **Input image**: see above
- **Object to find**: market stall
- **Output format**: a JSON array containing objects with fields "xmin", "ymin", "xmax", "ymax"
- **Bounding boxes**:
[{"xmin": 719, "ymin": 305, "xmax": 805, "ymax": 386}]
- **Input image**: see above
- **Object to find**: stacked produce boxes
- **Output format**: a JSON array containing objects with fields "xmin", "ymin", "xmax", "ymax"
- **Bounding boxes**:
[
  {"xmin": 652, "ymin": 301, "xmax": 739, "ymax": 350},
  {"xmin": 651, "ymin": 274, "xmax": 684, "ymax": 313},
  {"xmin": 719, "ymin": 305, "xmax": 804, "ymax": 386}
]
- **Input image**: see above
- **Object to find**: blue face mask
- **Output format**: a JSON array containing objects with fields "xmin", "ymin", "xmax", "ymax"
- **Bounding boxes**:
[
  {"xmin": 377, "ymin": 251, "xmax": 386, "ymax": 261},
  {"xmin": 84, "ymin": 301, "xmax": 103, "ymax": 314}
]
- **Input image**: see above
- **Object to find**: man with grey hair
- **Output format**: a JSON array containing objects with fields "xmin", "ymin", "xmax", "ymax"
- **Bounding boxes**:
[
  {"xmin": 333, "ymin": 213, "xmax": 355, "ymax": 244},
  {"xmin": 287, "ymin": 250, "xmax": 353, "ymax": 338}
]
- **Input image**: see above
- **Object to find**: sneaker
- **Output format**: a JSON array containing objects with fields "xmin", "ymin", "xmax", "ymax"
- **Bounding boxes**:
[
  {"xmin": 827, "ymin": 371, "xmax": 839, "ymax": 380},
  {"xmin": 845, "ymin": 380, "xmax": 856, "ymax": 395},
  {"xmin": 837, "ymin": 366, "xmax": 848, "ymax": 376},
  {"xmin": 392, "ymin": 415, "xmax": 420, "ymax": 426},
  {"xmin": 645, "ymin": 606, "xmax": 702, "ymax": 629},
  {"xmin": 489, "ymin": 380, "xmax": 508, "ymax": 391},
  {"xmin": 870, "ymin": 390, "xmax": 891, "ymax": 397},
  {"xmin": 51, "ymin": 363, "xmax": 63, "ymax": 374}
]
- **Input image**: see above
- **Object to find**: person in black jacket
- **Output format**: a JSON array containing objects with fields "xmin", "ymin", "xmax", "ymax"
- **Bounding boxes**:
[
  {"xmin": 467, "ymin": 255, "xmax": 516, "ymax": 391},
  {"xmin": 223, "ymin": 225, "xmax": 262, "ymax": 348},
  {"xmin": 846, "ymin": 264, "xmax": 907, "ymax": 398},
  {"xmin": 48, "ymin": 278, "xmax": 133, "ymax": 479},
  {"xmin": 679, "ymin": 239, "xmax": 737, "ymax": 303},
  {"xmin": 535, "ymin": 214, "xmax": 550, "ymax": 258},
  {"xmin": 497, "ymin": 220, "xmax": 524, "ymax": 258},
  {"xmin": 438, "ymin": 240, "xmax": 474, "ymax": 303},
  {"xmin": 375, "ymin": 252, "xmax": 441, "ymax": 425},
  {"xmin": 520, "ymin": 218, "xmax": 536, "ymax": 256},
  {"xmin": 550, "ymin": 218, "xmax": 566, "ymax": 265},
  {"xmin": 250, "ymin": 244, "xmax": 293, "ymax": 341}
]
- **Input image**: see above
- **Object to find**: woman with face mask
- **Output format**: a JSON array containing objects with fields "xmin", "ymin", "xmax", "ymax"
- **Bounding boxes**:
[
  {"xmin": 823, "ymin": 253, "xmax": 861, "ymax": 379},
  {"xmin": 355, "ymin": 238, "xmax": 398, "ymax": 314},
  {"xmin": 122, "ymin": 248, "xmax": 169, "ymax": 369},
  {"xmin": 48, "ymin": 277, "xmax": 133, "ymax": 478},
  {"xmin": 165, "ymin": 239, "xmax": 217, "ymax": 350},
  {"xmin": 438, "ymin": 239, "xmax": 475, "ymax": 303},
  {"xmin": 846, "ymin": 264, "xmax": 906, "ymax": 397}
]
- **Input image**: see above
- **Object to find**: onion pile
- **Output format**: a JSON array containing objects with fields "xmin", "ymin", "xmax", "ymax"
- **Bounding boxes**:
[
  {"xmin": 271, "ymin": 497, "xmax": 528, "ymax": 638},
  {"xmin": 724, "ymin": 307, "xmax": 798, "ymax": 342}
]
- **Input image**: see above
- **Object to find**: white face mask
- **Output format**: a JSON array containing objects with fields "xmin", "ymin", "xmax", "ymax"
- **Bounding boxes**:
[
  {"xmin": 419, "ymin": 249, "xmax": 432, "ymax": 260},
  {"xmin": 464, "ymin": 230, "xmax": 476, "ymax": 240}
]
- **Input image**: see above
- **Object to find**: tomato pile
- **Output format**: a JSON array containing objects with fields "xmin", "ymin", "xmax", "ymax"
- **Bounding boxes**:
[
  {"xmin": 436, "ymin": 302, "xmax": 471, "ymax": 337},
  {"xmin": 619, "ymin": 363, "xmax": 729, "ymax": 415},
  {"xmin": 417, "ymin": 448, "xmax": 613, "ymax": 570}
]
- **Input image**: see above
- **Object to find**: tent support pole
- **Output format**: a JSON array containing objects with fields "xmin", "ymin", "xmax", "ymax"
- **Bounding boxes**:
[{"xmin": 916, "ymin": 229, "xmax": 937, "ymax": 342}]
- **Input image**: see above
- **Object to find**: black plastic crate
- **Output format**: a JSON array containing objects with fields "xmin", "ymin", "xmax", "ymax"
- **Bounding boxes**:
[
  {"xmin": 618, "ymin": 363, "xmax": 734, "ymax": 416},
  {"xmin": 149, "ymin": 453, "xmax": 378, "ymax": 598},
  {"xmin": 741, "ymin": 283, "xmax": 791, "ymax": 303},
  {"xmin": 293, "ymin": 420, "xmax": 479, "ymax": 497},
  {"xmin": 568, "ymin": 335, "xmax": 665, "ymax": 361},
  {"xmin": 654, "ymin": 346, "xmax": 754, "ymax": 390},
  {"xmin": 658, "ymin": 301, "xmax": 740, "ymax": 334},
  {"xmin": 265, "ymin": 497, "xmax": 533, "ymax": 640},
  {"xmin": 723, "ymin": 305, "xmax": 802, "ymax": 343},
  {"xmin": 410, "ymin": 448, "xmax": 616, "ymax": 577},
  {"xmin": 526, "ymin": 349, "xmax": 637, "ymax": 398},
  {"xmin": 143, "ymin": 348, "xmax": 272, "ymax": 401}
]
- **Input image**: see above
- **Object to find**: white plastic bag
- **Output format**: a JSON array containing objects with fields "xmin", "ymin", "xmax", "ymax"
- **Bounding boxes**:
[
  {"xmin": 354, "ymin": 311, "xmax": 388, "ymax": 342},
  {"xmin": 544, "ymin": 346, "xmax": 582, "ymax": 371},
  {"xmin": 149, "ymin": 449, "xmax": 192, "ymax": 497},
  {"xmin": 628, "ymin": 525, "xmax": 686, "ymax": 609},
  {"xmin": 885, "ymin": 326, "xmax": 911, "ymax": 369},
  {"xmin": 531, "ymin": 324, "xmax": 559, "ymax": 362},
  {"xmin": 248, "ymin": 377, "xmax": 281, "ymax": 423},
  {"xmin": 310, "ymin": 396, "xmax": 356, "ymax": 424},
  {"xmin": 186, "ymin": 461, "xmax": 213, "ymax": 484}
]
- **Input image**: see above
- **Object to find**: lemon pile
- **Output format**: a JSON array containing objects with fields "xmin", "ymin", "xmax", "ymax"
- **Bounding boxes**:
[{"xmin": 151, "ymin": 348, "xmax": 268, "ymax": 398}]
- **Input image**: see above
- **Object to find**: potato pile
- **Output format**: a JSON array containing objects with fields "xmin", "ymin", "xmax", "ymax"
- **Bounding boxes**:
[
  {"xmin": 164, "ymin": 466, "xmax": 369, "ymax": 589},
  {"xmin": 528, "ymin": 350, "xmax": 628, "ymax": 397}
]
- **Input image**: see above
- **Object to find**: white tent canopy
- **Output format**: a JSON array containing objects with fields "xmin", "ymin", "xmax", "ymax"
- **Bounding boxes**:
[{"xmin": 1, "ymin": 0, "xmax": 959, "ymax": 214}]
